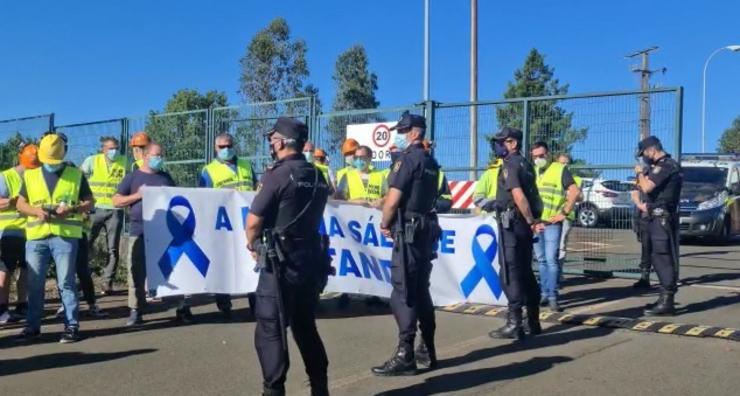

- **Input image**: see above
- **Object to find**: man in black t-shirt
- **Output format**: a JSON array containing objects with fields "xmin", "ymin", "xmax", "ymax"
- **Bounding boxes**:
[{"xmin": 112, "ymin": 143, "xmax": 191, "ymax": 326}]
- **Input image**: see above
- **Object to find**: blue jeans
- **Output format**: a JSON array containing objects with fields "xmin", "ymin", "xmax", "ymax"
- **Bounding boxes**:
[
  {"xmin": 534, "ymin": 223, "xmax": 563, "ymax": 300},
  {"xmin": 26, "ymin": 236, "xmax": 79, "ymax": 332}
]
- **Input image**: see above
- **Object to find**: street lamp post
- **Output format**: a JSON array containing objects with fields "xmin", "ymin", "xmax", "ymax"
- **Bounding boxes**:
[{"xmin": 701, "ymin": 45, "xmax": 740, "ymax": 153}]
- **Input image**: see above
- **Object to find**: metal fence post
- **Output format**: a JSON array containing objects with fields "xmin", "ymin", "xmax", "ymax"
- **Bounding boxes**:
[
  {"xmin": 521, "ymin": 99, "xmax": 530, "ymax": 154},
  {"xmin": 120, "ymin": 118, "xmax": 127, "ymax": 158},
  {"xmin": 674, "ymin": 87, "xmax": 683, "ymax": 163},
  {"xmin": 49, "ymin": 113, "xmax": 55, "ymax": 132}
]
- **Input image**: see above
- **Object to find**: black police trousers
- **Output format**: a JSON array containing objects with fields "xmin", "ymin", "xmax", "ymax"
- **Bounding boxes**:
[
  {"xmin": 390, "ymin": 231, "xmax": 436, "ymax": 349},
  {"xmin": 647, "ymin": 215, "xmax": 678, "ymax": 293},
  {"xmin": 499, "ymin": 219, "xmax": 541, "ymax": 310},
  {"xmin": 254, "ymin": 268, "xmax": 328, "ymax": 393},
  {"xmin": 637, "ymin": 216, "xmax": 652, "ymax": 274}
]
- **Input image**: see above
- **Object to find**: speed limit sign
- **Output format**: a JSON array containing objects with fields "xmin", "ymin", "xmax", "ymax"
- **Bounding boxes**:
[{"xmin": 346, "ymin": 121, "xmax": 398, "ymax": 162}]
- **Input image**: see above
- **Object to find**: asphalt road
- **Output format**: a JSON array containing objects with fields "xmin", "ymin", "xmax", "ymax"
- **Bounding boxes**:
[{"xmin": 1, "ymin": 240, "xmax": 739, "ymax": 396}]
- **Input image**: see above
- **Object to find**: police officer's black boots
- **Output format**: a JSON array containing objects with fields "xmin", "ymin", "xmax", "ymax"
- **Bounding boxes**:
[
  {"xmin": 488, "ymin": 308, "xmax": 525, "ymax": 340},
  {"xmin": 415, "ymin": 338, "xmax": 438, "ymax": 370},
  {"xmin": 632, "ymin": 272, "xmax": 651, "ymax": 289},
  {"xmin": 262, "ymin": 386, "xmax": 285, "ymax": 396},
  {"xmin": 644, "ymin": 291, "xmax": 675, "ymax": 316},
  {"xmin": 371, "ymin": 344, "xmax": 417, "ymax": 376},
  {"xmin": 525, "ymin": 305, "xmax": 542, "ymax": 336}
]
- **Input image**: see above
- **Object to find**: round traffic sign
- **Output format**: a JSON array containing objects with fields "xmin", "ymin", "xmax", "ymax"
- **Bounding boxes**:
[{"xmin": 372, "ymin": 124, "xmax": 392, "ymax": 148}]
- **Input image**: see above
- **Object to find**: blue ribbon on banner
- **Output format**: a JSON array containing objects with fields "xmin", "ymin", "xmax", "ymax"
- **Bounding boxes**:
[
  {"xmin": 158, "ymin": 195, "xmax": 210, "ymax": 280},
  {"xmin": 460, "ymin": 224, "xmax": 503, "ymax": 299}
]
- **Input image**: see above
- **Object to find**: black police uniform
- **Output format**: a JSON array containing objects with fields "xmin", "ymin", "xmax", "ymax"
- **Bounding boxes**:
[
  {"xmin": 489, "ymin": 128, "xmax": 543, "ymax": 340},
  {"xmin": 372, "ymin": 113, "xmax": 441, "ymax": 376},
  {"xmin": 641, "ymin": 149, "xmax": 682, "ymax": 315},
  {"xmin": 632, "ymin": 186, "xmax": 653, "ymax": 288},
  {"xmin": 250, "ymin": 118, "xmax": 331, "ymax": 396}
]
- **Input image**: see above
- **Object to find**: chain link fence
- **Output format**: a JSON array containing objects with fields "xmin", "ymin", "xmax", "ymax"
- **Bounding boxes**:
[{"xmin": 0, "ymin": 113, "xmax": 53, "ymax": 169}]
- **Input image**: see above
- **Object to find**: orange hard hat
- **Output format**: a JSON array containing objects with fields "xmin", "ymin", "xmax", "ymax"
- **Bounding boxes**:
[
  {"xmin": 129, "ymin": 131, "xmax": 151, "ymax": 147},
  {"xmin": 313, "ymin": 148, "xmax": 327, "ymax": 158},
  {"xmin": 342, "ymin": 138, "xmax": 359, "ymax": 156},
  {"xmin": 19, "ymin": 144, "xmax": 40, "ymax": 169}
]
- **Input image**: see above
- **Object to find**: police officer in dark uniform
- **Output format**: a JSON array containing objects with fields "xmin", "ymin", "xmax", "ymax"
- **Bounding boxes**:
[
  {"xmin": 485, "ymin": 127, "xmax": 543, "ymax": 340},
  {"xmin": 373, "ymin": 112, "xmax": 441, "ymax": 376},
  {"xmin": 246, "ymin": 117, "xmax": 332, "ymax": 396},
  {"xmin": 634, "ymin": 136, "xmax": 682, "ymax": 315}
]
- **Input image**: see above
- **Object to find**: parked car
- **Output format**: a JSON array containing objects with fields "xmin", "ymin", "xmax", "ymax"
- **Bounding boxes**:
[
  {"xmin": 679, "ymin": 153, "xmax": 740, "ymax": 242},
  {"xmin": 576, "ymin": 178, "xmax": 634, "ymax": 228}
]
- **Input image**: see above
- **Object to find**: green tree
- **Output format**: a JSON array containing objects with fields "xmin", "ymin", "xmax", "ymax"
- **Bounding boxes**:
[
  {"xmin": 145, "ymin": 89, "xmax": 228, "ymax": 186},
  {"xmin": 718, "ymin": 116, "xmax": 740, "ymax": 153},
  {"xmin": 327, "ymin": 44, "xmax": 379, "ymax": 148},
  {"xmin": 496, "ymin": 48, "xmax": 587, "ymax": 156}
]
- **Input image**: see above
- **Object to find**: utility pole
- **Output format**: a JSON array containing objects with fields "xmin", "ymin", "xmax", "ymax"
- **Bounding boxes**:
[
  {"xmin": 626, "ymin": 46, "xmax": 666, "ymax": 140},
  {"xmin": 423, "ymin": 0, "xmax": 430, "ymax": 101},
  {"xmin": 469, "ymin": 0, "xmax": 478, "ymax": 180}
]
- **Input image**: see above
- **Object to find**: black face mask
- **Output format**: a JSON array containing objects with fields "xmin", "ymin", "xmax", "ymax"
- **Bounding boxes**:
[{"xmin": 492, "ymin": 141, "xmax": 508, "ymax": 158}]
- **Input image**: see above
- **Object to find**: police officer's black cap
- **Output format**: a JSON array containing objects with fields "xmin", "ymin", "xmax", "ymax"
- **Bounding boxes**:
[
  {"xmin": 265, "ymin": 117, "xmax": 308, "ymax": 141},
  {"xmin": 492, "ymin": 126, "xmax": 523, "ymax": 142},
  {"xmin": 637, "ymin": 136, "xmax": 661, "ymax": 156},
  {"xmin": 389, "ymin": 111, "xmax": 426, "ymax": 132}
]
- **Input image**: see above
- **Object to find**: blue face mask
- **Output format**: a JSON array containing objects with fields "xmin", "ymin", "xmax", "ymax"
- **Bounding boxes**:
[
  {"xmin": 353, "ymin": 158, "xmax": 368, "ymax": 171},
  {"xmin": 43, "ymin": 163, "xmax": 64, "ymax": 173},
  {"xmin": 492, "ymin": 141, "xmax": 508, "ymax": 158},
  {"xmin": 304, "ymin": 151, "xmax": 314, "ymax": 163},
  {"xmin": 394, "ymin": 133, "xmax": 409, "ymax": 151},
  {"xmin": 148, "ymin": 156, "xmax": 163, "ymax": 171},
  {"xmin": 217, "ymin": 148, "xmax": 235, "ymax": 161},
  {"xmin": 106, "ymin": 149, "xmax": 118, "ymax": 160}
]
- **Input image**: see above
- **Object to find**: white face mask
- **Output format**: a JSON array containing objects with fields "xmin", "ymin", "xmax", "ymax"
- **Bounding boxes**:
[
  {"xmin": 534, "ymin": 157, "xmax": 548, "ymax": 169},
  {"xmin": 344, "ymin": 155, "xmax": 354, "ymax": 166}
]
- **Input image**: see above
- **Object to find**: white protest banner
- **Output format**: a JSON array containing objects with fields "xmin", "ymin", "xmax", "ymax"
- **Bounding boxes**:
[
  {"xmin": 143, "ymin": 187, "xmax": 507, "ymax": 307},
  {"xmin": 345, "ymin": 121, "xmax": 397, "ymax": 162}
]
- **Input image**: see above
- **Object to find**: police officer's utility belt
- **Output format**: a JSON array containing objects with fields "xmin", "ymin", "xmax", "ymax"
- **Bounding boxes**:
[{"xmin": 496, "ymin": 207, "xmax": 519, "ymax": 230}]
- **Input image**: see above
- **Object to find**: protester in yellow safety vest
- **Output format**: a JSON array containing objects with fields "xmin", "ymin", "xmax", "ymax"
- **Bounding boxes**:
[
  {"xmin": 303, "ymin": 141, "xmax": 335, "ymax": 194},
  {"xmin": 200, "ymin": 132, "xmax": 257, "ymax": 319},
  {"xmin": 421, "ymin": 139, "xmax": 452, "ymax": 213},
  {"xmin": 0, "ymin": 144, "xmax": 39, "ymax": 324},
  {"xmin": 334, "ymin": 145, "xmax": 387, "ymax": 208},
  {"xmin": 530, "ymin": 142, "xmax": 581, "ymax": 312},
  {"xmin": 14, "ymin": 133, "xmax": 94, "ymax": 343},
  {"xmin": 81, "ymin": 136, "xmax": 127, "ymax": 295},
  {"xmin": 556, "ymin": 153, "xmax": 583, "ymax": 276},
  {"xmin": 336, "ymin": 138, "xmax": 360, "ymax": 188},
  {"xmin": 472, "ymin": 158, "xmax": 504, "ymax": 213},
  {"xmin": 129, "ymin": 131, "xmax": 151, "ymax": 172}
]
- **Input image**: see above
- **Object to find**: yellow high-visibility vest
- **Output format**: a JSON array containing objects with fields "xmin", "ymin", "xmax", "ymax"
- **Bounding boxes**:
[
  {"xmin": 24, "ymin": 166, "xmax": 83, "ymax": 240},
  {"xmin": 346, "ymin": 169, "xmax": 386, "ymax": 200},
  {"xmin": 203, "ymin": 159, "xmax": 254, "ymax": 191},
  {"xmin": 536, "ymin": 162, "xmax": 567, "ymax": 220},
  {"xmin": 568, "ymin": 175, "xmax": 582, "ymax": 221},
  {"xmin": 438, "ymin": 171, "xmax": 452, "ymax": 200},
  {"xmin": 473, "ymin": 160, "xmax": 503, "ymax": 208},
  {"xmin": 88, "ymin": 154, "xmax": 127, "ymax": 208},
  {"xmin": 0, "ymin": 168, "xmax": 25, "ymax": 232},
  {"xmin": 314, "ymin": 163, "xmax": 330, "ymax": 184}
]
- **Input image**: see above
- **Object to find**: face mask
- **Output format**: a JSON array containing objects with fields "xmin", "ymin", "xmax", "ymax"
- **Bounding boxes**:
[
  {"xmin": 390, "ymin": 151, "xmax": 401, "ymax": 164},
  {"xmin": 344, "ymin": 155, "xmax": 354, "ymax": 166},
  {"xmin": 353, "ymin": 158, "xmax": 368, "ymax": 171},
  {"xmin": 304, "ymin": 152, "xmax": 314, "ymax": 163},
  {"xmin": 534, "ymin": 157, "xmax": 548, "ymax": 169},
  {"xmin": 148, "ymin": 156, "xmax": 163, "ymax": 171},
  {"xmin": 641, "ymin": 155, "xmax": 652, "ymax": 166},
  {"xmin": 43, "ymin": 163, "xmax": 63, "ymax": 173},
  {"xmin": 492, "ymin": 141, "xmax": 508, "ymax": 158},
  {"xmin": 217, "ymin": 148, "xmax": 235, "ymax": 161},
  {"xmin": 106, "ymin": 149, "xmax": 118, "ymax": 160},
  {"xmin": 394, "ymin": 134, "xmax": 409, "ymax": 151}
]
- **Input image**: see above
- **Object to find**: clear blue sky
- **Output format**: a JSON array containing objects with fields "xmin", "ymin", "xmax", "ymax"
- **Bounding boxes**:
[{"xmin": 0, "ymin": 0, "xmax": 738, "ymax": 151}]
